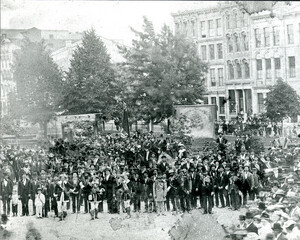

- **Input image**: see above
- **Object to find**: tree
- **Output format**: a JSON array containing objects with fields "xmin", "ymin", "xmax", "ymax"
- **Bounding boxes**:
[
  {"xmin": 61, "ymin": 28, "xmax": 117, "ymax": 118},
  {"xmin": 13, "ymin": 39, "xmax": 63, "ymax": 138},
  {"xmin": 118, "ymin": 17, "xmax": 208, "ymax": 124},
  {"xmin": 265, "ymin": 78, "xmax": 300, "ymax": 122},
  {"xmin": 235, "ymin": 1, "xmax": 291, "ymax": 16}
]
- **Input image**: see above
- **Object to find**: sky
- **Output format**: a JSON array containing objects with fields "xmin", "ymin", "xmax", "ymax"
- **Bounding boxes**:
[{"xmin": 1, "ymin": 0, "xmax": 219, "ymax": 44}]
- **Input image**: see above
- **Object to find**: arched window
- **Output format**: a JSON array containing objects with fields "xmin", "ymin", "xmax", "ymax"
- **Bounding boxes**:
[
  {"xmin": 241, "ymin": 32, "xmax": 249, "ymax": 51},
  {"xmin": 227, "ymin": 34, "xmax": 233, "ymax": 53},
  {"xmin": 234, "ymin": 33, "xmax": 240, "ymax": 52},
  {"xmin": 243, "ymin": 59, "xmax": 250, "ymax": 78},
  {"xmin": 235, "ymin": 60, "xmax": 242, "ymax": 78},
  {"xmin": 226, "ymin": 14, "xmax": 230, "ymax": 29},
  {"xmin": 228, "ymin": 61, "xmax": 234, "ymax": 79},
  {"xmin": 232, "ymin": 11, "xmax": 237, "ymax": 29}
]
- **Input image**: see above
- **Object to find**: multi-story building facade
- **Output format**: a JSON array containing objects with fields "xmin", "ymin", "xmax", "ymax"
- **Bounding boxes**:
[
  {"xmin": 0, "ymin": 28, "xmax": 83, "ymax": 117},
  {"xmin": 173, "ymin": 2, "xmax": 300, "ymax": 120},
  {"xmin": 51, "ymin": 36, "xmax": 125, "ymax": 72}
]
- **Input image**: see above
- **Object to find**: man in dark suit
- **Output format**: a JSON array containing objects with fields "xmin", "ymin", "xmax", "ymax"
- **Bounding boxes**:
[
  {"xmin": 201, "ymin": 172, "xmax": 214, "ymax": 214},
  {"xmin": 158, "ymin": 156, "xmax": 169, "ymax": 174},
  {"xmin": 131, "ymin": 171, "xmax": 142, "ymax": 212},
  {"xmin": 216, "ymin": 133, "xmax": 228, "ymax": 153},
  {"xmin": 245, "ymin": 212, "xmax": 258, "ymax": 234},
  {"xmin": 189, "ymin": 167, "xmax": 198, "ymax": 209},
  {"xmin": 0, "ymin": 172, "xmax": 13, "ymax": 215},
  {"xmin": 30, "ymin": 172, "xmax": 39, "ymax": 216},
  {"xmin": 216, "ymin": 166, "xmax": 229, "ymax": 208},
  {"xmin": 234, "ymin": 135, "xmax": 243, "ymax": 155},
  {"xmin": 18, "ymin": 172, "xmax": 31, "ymax": 216},
  {"xmin": 103, "ymin": 168, "xmax": 116, "ymax": 214}
]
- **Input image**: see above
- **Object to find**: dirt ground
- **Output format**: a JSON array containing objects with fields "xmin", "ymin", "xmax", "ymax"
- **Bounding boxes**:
[{"xmin": 3, "ymin": 201, "xmax": 245, "ymax": 240}]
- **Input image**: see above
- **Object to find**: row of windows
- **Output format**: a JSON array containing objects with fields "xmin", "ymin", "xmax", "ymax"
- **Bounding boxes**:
[
  {"xmin": 210, "ymin": 96, "xmax": 226, "ymax": 114},
  {"xmin": 175, "ymin": 18, "xmax": 222, "ymax": 38},
  {"xmin": 226, "ymin": 32, "xmax": 249, "ymax": 53},
  {"xmin": 256, "ymin": 56, "xmax": 295, "ymax": 79},
  {"xmin": 225, "ymin": 11, "xmax": 248, "ymax": 29},
  {"xmin": 209, "ymin": 68, "xmax": 224, "ymax": 87},
  {"xmin": 255, "ymin": 26, "xmax": 280, "ymax": 47},
  {"xmin": 227, "ymin": 60, "xmax": 250, "ymax": 80},
  {"xmin": 201, "ymin": 43, "xmax": 223, "ymax": 60},
  {"xmin": 255, "ymin": 23, "xmax": 300, "ymax": 47}
]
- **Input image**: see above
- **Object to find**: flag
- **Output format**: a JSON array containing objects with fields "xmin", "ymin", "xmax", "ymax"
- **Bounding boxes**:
[{"xmin": 122, "ymin": 104, "xmax": 130, "ymax": 137}]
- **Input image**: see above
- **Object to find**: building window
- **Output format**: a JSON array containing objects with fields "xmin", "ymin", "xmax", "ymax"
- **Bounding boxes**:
[
  {"xmin": 218, "ymin": 68, "xmax": 224, "ymax": 86},
  {"xmin": 211, "ymin": 97, "xmax": 217, "ymax": 105},
  {"xmin": 241, "ymin": 32, "xmax": 249, "ymax": 51},
  {"xmin": 229, "ymin": 90, "xmax": 236, "ymax": 114},
  {"xmin": 217, "ymin": 43, "xmax": 223, "ymax": 59},
  {"xmin": 200, "ymin": 21, "xmax": 206, "ymax": 38},
  {"xmin": 191, "ymin": 21, "xmax": 195, "ymax": 36},
  {"xmin": 204, "ymin": 97, "xmax": 209, "ymax": 104},
  {"xmin": 208, "ymin": 20, "xmax": 214, "ymax": 37},
  {"xmin": 234, "ymin": 34, "xmax": 240, "ymax": 52},
  {"xmin": 289, "ymin": 56, "xmax": 296, "ymax": 78},
  {"xmin": 265, "ymin": 59, "xmax": 271, "ymax": 79},
  {"xmin": 275, "ymin": 58, "xmax": 281, "ymax": 78},
  {"xmin": 226, "ymin": 15, "xmax": 230, "ymax": 29},
  {"xmin": 236, "ymin": 61, "xmax": 242, "ymax": 78},
  {"xmin": 264, "ymin": 27, "xmax": 270, "ymax": 47},
  {"xmin": 232, "ymin": 12, "xmax": 237, "ymax": 29},
  {"xmin": 210, "ymin": 69, "xmax": 216, "ymax": 86},
  {"xmin": 244, "ymin": 61, "xmax": 250, "ymax": 78},
  {"xmin": 219, "ymin": 97, "xmax": 225, "ymax": 114},
  {"xmin": 255, "ymin": 29, "xmax": 261, "ymax": 48},
  {"xmin": 273, "ymin": 26, "xmax": 280, "ymax": 46},
  {"xmin": 216, "ymin": 18, "xmax": 222, "ymax": 36},
  {"xmin": 228, "ymin": 61, "xmax": 234, "ymax": 80},
  {"xmin": 183, "ymin": 22, "xmax": 188, "ymax": 36},
  {"xmin": 201, "ymin": 45, "xmax": 207, "ymax": 60},
  {"xmin": 209, "ymin": 44, "xmax": 215, "ymax": 60},
  {"xmin": 256, "ymin": 59, "xmax": 262, "ymax": 79},
  {"xmin": 227, "ymin": 35, "xmax": 233, "ymax": 53},
  {"xmin": 257, "ymin": 93, "xmax": 264, "ymax": 113},
  {"xmin": 287, "ymin": 24, "xmax": 294, "ymax": 44},
  {"xmin": 175, "ymin": 23, "xmax": 180, "ymax": 34}
]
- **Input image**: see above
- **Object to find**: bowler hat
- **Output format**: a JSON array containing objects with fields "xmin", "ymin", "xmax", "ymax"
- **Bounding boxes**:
[
  {"xmin": 239, "ymin": 215, "xmax": 246, "ymax": 221},
  {"xmin": 272, "ymin": 223, "xmax": 282, "ymax": 231},
  {"xmin": 245, "ymin": 212, "xmax": 253, "ymax": 219}
]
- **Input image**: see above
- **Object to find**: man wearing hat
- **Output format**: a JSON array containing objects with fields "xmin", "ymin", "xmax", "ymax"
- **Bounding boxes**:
[
  {"xmin": 201, "ymin": 172, "xmax": 213, "ymax": 214},
  {"xmin": 245, "ymin": 212, "xmax": 258, "ymax": 234},
  {"xmin": 18, "ymin": 172, "xmax": 31, "ymax": 216},
  {"xmin": 153, "ymin": 171, "xmax": 167, "ymax": 216},
  {"xmin": 0, "ymin": 172, "xmax": 13, "ymax": 216},
  {"xmin": 178, "ymin": 168, "xmax": 192, "ymax": 213},
  {"xmin": 30, "ymin": 172, "xmax": 40, "ymax": 216},
  {"xmin": 272, "ymin": 223, "xmax": 287, "ymax": 240},
  {"xmin": 237, "ymin": 215, "xmax": 247, "ymax": 229},
  {"xmin": 103, "ymin": 168, "xmax": 116, "ymax": 214}
]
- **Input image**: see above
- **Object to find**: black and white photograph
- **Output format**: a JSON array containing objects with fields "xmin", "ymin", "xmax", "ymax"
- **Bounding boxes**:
[{"xmin": 1, "ymin": 1, "xmax": 300, "ymax": 239}]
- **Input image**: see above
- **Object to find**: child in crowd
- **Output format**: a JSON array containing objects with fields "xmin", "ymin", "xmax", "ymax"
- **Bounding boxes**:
[
  {"xmin": 11, "ymin": 188, "xmax": 19, "ymax": 217},
  {"xmin": 35, "ymin": 188, "xmax": 45, "ymax": 218}
]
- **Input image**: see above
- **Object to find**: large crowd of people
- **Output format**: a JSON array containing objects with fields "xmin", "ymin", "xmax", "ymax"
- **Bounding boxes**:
[
  {"xmin": 1, "ymin": 130, "xmax": 300, "ymax": 239},
  {"xmin": 215, "ymin": 114, "xmax": 284, "ymax": 137}
]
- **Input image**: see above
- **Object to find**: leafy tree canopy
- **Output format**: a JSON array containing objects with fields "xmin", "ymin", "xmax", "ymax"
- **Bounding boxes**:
[
  {"xmin": 13, "ymin": 38, "xmax": 63, "ymax": 137},
  {"xmin": 62, "ymin": 28, "xmax": 117, "ymax": 118},
  {"xmin": 118, "ymin": 17, "xmax": 208, "ymax": 123},
  {"xmin": 265, "ymin": 78, "xmax": 300, "ymax": 122}
]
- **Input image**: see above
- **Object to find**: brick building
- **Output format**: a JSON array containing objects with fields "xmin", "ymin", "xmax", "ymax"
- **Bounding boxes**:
[{"xmin": 172, "ymin": 2, "xmax": 300, "ymax": 120}]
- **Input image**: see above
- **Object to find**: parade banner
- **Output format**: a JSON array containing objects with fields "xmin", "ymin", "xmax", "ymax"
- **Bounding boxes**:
[{"xmin": 174, "ymin": 105, "xmax": 217, "ymax": 138}]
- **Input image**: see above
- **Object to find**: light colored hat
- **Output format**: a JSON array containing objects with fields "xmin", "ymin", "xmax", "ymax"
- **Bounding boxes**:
[
  {"xmin": 283, "ymin": 220, "xmax": 296, "ymax": 229},
  {"xmin": 244, "ymin": 232, "xmax": 259, "ymax": 240}
]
